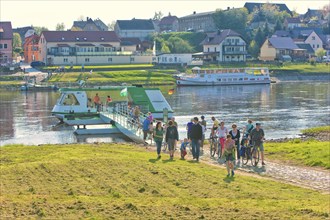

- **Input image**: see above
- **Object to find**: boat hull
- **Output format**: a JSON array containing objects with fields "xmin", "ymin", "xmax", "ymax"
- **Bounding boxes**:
[{"xmin": 176, "ymin": 79, "xmax": 271, "ymax": 86}]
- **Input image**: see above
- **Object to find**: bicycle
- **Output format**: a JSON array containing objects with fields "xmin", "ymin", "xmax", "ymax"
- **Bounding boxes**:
[
  {"xmin": 209, "ymin": 134, "xmax": 219, "ymax": 158},
  {"xmin": 241, "ymin": 141, "xmax": 260, "ymax": 167}
]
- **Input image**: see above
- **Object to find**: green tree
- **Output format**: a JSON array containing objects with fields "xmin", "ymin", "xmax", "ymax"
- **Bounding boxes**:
[
  {"xmin": 254, "ymin": 27, "xmax": 265, "ymax": 47},
  {"xmin": 56, "ymin": 22, "xmax": 65, "ymax": 31},
  {"xmin": 13, "ymin": 33, "xmax": 22, "ymax": 48},
  {"xmin": 248, "ymin": 40, "xmax": 259, "ymax": 58},
  {"xmin": 274, "ymin": 19, "xmax": 283, "ymax": 31},
  {"xmin": 167, "ymin": 36, "xmax": 194, "ymax": 53},
  {"xmin": 263, "ymin": 22, "xmax": 270, "ymax": 38},
  {"xmin": 160, "ymin": 42, "xmax": 170, "ymax": 53},
  {"xmin": 315, "ymin": 48, "xmax": 326, "ymax": 59},
  {"xmin": 33, "ymin": 26, "xmax": 49, "ymax": 35},
  {"xmin": 213, "ymin": 8, "xmax": 248, "ymax": 33},
  {"xmin": 250, "ymin": 3, "xmax": 291, "ymax": 24}
]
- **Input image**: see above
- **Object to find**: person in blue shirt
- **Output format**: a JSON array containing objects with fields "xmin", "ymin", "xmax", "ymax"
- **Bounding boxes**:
[
  {"xmin": 186, "ymin": 118, "xmax": 194, "ymax": 139},
  {"xmin": 143, "ymin": 117, "xmax": 151, "ymax": 146},
  {"xmin": 180, "ymin": 138, "xmax": 189, "ymax": 159}
]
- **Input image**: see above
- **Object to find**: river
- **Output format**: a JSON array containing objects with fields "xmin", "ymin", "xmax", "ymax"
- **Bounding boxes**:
[{"xmin": 0, "ymin": 82, "xmax": 329, "ymax": 146}]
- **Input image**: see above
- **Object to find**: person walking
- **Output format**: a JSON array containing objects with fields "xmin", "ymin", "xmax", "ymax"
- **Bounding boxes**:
[
  {"xmin": 224, "ymin": 135, "xmax": 236, "ymax": 177},
  {"xmin": 93, "ymin": 93, "xmax": 101, "ymax": 112},
  {"xmin": 142, "ymin": 117, "xmax": 151, "ymax": 146},
  {"xmin": 133, "ymin": 106, "xmax": 140, "ymax": 123},
  {"xmin": 190, "ymin": 117, "xmax": 203, "ymax": 161},
  {"xmin": 186, "ymin": 118, "xmax": 194, "ymax": 139},
  {"xmin": 229, "ymin": 124, "xmax": 241, "ymax": 162},
  {"xmin": 153, "ymin": 121, "xmax": 164, "ymax": 159},
  {"xmin": 216, "ymin": 121, "xmax": 228, "ymax": 156},
  {"xmin": 200, "ymin": 115, "xmax": 207, "ymax": 151},
  {"xmin": 250, "ymin": 123, "xmax": 266, "ymax": 165},
  {"xmin": 165, "ymin": 120, "xmax": 179, "ymax": 160}
]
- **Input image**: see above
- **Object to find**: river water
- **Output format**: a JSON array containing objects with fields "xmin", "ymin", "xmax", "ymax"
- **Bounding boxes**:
[{"xmin": 0, "ymin": 82, "xmax": 329, "ymax": 146}]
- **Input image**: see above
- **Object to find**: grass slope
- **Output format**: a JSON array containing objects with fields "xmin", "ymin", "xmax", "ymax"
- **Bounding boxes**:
[
  {"xmin": 265, "ymin": 140, "xmax": 330, "ymax": 169},
  {"xmin": 1, "ymin": 144, "xmax": 329, "ymax": 219}
]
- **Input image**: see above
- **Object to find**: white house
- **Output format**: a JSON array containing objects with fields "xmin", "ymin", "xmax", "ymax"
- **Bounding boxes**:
[
  {"xmin": 156, "ymin": 53, "xmax": 202, "ymax": 65},
  {"xmin": 200, "ymin": 29, "xmax": 247, "ymax": 62},
  {"xmin": 114, "ymin": 19, "xmax": 156, "ymax": 40},
  {"xmin": 304, "ymin": 31, "xmax": 323, "ymax": 52}
]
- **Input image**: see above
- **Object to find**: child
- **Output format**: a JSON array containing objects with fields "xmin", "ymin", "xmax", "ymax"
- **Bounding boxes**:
[
  {"xmin": 223, "ymin": 134, "xmax": 236, "ymax": 177},
  {"xmin": 180, "ymin": 138, "xmax": 189, "ymax": 160}
]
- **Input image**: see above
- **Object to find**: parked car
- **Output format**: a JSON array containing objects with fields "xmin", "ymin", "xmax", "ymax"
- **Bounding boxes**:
[{"xmin": 30, "ymin": 61, "xmax": 45, "ymax": 68}]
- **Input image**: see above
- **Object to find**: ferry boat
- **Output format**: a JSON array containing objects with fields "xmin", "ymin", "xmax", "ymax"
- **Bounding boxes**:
[
  {"xmin": 51, "ymin": 86, "xmax": 174, "ymax": 121},
  {"xmin": 176, "ymin": 67, "xmax": 271, "ymax": 86}
]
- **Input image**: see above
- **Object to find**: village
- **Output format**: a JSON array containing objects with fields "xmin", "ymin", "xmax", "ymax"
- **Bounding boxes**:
[{"xmin": 0, "ymin": 2, "xmax": 329, "ymax": 71}]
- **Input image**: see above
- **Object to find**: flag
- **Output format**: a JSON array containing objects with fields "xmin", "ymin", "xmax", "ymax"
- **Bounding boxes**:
[
  {"xmin": 120, "ymin": 88, "xmax": 127, "ymax": 97},
  {"xmin": 168, "ymin": 89, "xmax": 174, "ymax": 95}
]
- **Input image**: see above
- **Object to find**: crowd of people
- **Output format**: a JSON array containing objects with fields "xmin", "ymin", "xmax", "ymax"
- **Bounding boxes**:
[{"xmin": 143, "ymin": 115, "xmax": 265, "ymax": 177}]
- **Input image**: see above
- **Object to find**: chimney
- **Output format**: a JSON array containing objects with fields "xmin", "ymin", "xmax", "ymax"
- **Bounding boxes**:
[
  {"xmin": 193, "ymin": 11, "xmax": 196, "ymax": 14},
  {"xmin": 227, "ymin": 7, "xmax": 230, "ymax": 10},
  {"xmin": 87, "ymin": 17, "xmax": 89, "ymax": 21}
]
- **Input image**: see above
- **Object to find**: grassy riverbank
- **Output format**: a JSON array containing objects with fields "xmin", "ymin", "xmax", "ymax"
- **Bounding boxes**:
[
  {"xmin": 266, "ymin": 126, "xmax": 330, "ymax": 169},
  {"xmin": 1, "ymin": 143, "xmax": 329, "ymax": 219}
]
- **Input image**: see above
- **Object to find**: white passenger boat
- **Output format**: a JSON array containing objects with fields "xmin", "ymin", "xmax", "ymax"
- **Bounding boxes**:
[{"xmin": 176, "ymin": 67, "xmax": 271, "ymax": 86}]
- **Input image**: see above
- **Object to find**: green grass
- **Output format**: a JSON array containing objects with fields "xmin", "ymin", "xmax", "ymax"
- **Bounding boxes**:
[
  {"xmin": 1, "ymin": 143, "xmax": 329, "ymax": 219},
  {"xmin": 265, "ymin": 140, "xmax": 330, "ymax": 169},
  {"xmin": 302, "ymin": 126, "xmax": 330, "ymax": 135},
  {"xmin": 48, "ymin": 69, "xmax": 177, "ymax": 85}
]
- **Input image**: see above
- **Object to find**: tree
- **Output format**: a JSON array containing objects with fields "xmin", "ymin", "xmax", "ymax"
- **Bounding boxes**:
[
  {"xmin": 213, "ymin": 8, "xmax": 248, "ymax": 33},
  {"xmin": 250, "ymin": 3, "xmax": 291, "ymax": 24},
  {"xmin": 13, "ymin": 33, "xmax": 22, "ymax": 48},
  {"xmin": 274, "ymin": 19, "xmax": 283, "ymax": 31},
  {"xmin": 153, "ymin": 11, "xmax": 163, "ymax": 21},
  {"xmin": 108, "ymin": 21, "xmax": 116, "ymax": 31},
  {"xmin": 254, "ymin": 27, "xmax": 265, "ymax": 47},
  {"xmin": 315, "ymin": 48, "xmax": 326, "ymax": 59},
  {"xmin": 248, "ymin": 40, "xmax": 259, "ymax": 58},
  {"xmin": 33, "ymin": 26, "xmax": 49, "ymax": 35},
  {"xmin": 160, "ymin": 42, "xmax": 170, "ymax": 53},
  {"xmin": 56, "ymin": 22, "xmax": 65, "ymax": 31},
  {"xmin": 263, "ymin": 22, "xmax": 270, "ymax": 38},
  {"xmin": 167, "ymin": 36, "xmax": 194, "ymax": 53}
]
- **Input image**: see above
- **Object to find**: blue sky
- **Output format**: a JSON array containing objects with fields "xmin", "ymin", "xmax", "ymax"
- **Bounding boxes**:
[{"xmin": 0, "ymin": 0, "xmax": 328, "ymax": 29}]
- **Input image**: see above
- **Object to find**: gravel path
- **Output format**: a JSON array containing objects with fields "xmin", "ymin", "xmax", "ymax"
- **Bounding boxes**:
[{"xmin": 199, "ymin": 150, "xmax": 330, "ymax": 192}]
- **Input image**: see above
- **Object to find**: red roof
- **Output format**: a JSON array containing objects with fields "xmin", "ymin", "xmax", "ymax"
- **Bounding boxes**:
[
  {"xmin": 41, "ymin": 31, "xmax": 120, "ymax": 43},
  {"xmin": 0, "ymin": 22, "xmax": 13, "ymax": 40}
]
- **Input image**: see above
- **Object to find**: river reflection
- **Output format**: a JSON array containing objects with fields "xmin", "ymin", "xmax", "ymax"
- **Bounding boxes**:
[{"xmin": 0, "ymin": 82, "xmax": 329, "ymax": 146}]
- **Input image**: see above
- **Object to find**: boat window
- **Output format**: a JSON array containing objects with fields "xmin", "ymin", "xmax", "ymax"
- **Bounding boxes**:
[
  {"xmin": 233, "ymin": 78, "xmax": 238, "ymax": 81},
  {"xmin": 223, "ymin": 79, "xmax": 227, "ymax": 81},
  {"xmin": 228, "ymin": 78, "xmax": 232, "ymax": 81},
  {"xmin": 239, "ymin": 78, "xmax": 243, "ymax": 80},
  {"xmin": 62, "ymin": 94, "xmax": 80, "ymax": 105},
  {"xmin": 217, "ymin": 79, "xmax": 221, "ymax": 81},
  {"xmin": 250, "ymin": 78, "xmax": 255, "ymax": 80}
]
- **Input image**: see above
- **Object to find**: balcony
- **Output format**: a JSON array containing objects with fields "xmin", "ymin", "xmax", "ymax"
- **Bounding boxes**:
[
  {"xmin": 223, "ymin": 50, "xmax": 248, "ymax": 55},
  {"xmin": 223, "ymin": 42, "xmax": 246, "ymax": 46}
]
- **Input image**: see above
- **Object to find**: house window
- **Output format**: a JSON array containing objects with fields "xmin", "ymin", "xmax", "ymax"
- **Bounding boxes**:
[
  {"xmin": 208, "ymin": 48, "xmax": 210, "ymax": 52},
  {"xmin": 174, "ymin": 57, "xmax": 177, "ymax": 62},
  {"xmin": 130, "ymin": 57, "xmax": 134, "ymax": 62},
  {"xmin": 85, "ymin": 58, "xmax": 90, "ymax": 62},
  {"xmin": 4, "ymin": 44, "xmax": 7, "ymax": 49},
  {"xmin": 317, "ymin": 45, "xmax": 319, "ymax": 48},
  {"xmin": 313, "ymin": 44, "xmax": 315, "ymax": 48},
  {"xmin": 108, "ymin": 58, "xmax": 112, "ymax": 62},
  {"xmin": 64, "ymin": 58, "xmax": 68, "ymax": 63},
  {"xmin": 0, "ymin": 44, "xmax": 2, "ymax": 49},
  {"xmin": 226, "ymin": 56, "xmax": 229, "ymax": 59},
  {"xmin": 214, "ymin": 47, "xmax": 216, "ymax": 52},
  {"xmin": 312, "ymin": 36, "xmax": 315, "ymax": 40}
]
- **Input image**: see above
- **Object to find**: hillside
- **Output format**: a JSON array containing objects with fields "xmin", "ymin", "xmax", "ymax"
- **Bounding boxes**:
[{"xmin": 1, "ymin": 143, "xmax": 329, "ymax": 219}]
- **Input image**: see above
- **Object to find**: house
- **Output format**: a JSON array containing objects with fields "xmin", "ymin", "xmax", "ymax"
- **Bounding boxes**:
[
  {"xmin": 199, "ymin": 29, "xmax": 247, "ymax": 62},
  {"xmin": 296, "ymin": 43, "xmax": 315, "ymax": 58},
  {"xmin": 114, "ymin": 19, "xmax": 155, "ymax": 40},
  {"xmin": 178, "ymin": 11, "xmax": 216, "ymax": 32},
  {"xmin": 260, "ymin": 36, "xmax": 306, "ymax": 61},
  {"xmin": 13, "ymin": 26, "xmax": 35, "ymax": 44},
  {"xmin": 304, "ymin": 31, "xmax": 323, "ymax": 52},
  {"xmin": 0, "ymin": 21, "xmax": 13, "ymax": 64},
  {"xmin": 23, "ymin": 34, "xmax": 40, "ymax": 63},
  {"xmin": 71, "ymin": 17, "xmax": 108, "ymax": 31},
  {"xmin": 273, "ymin": 30, "xmax": 290, "ymax": 37},
  {"xmin": 244, "ymin": 2, "xmax": 292, "ymax": 16},
  {"xmin": 156, "ymin": 53, "xmax": 202, "ymax": 65},
  {"xmin": 159, "ymin": 13, "xmax": 179, "ymax": 32},
  {"xmin": 284, "ymin": 17, "xmax": 304, "ymax": 30},
  {"xmin": 304, "ymin": 9, "xmax": 324, "ymax": 21},
  {"xmin": 38, "ymin": 31, "xmax": 153, "ymax": 65}
]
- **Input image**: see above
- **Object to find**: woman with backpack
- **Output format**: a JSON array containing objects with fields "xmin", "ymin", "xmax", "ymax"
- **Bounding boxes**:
[
  {"xmin": 154, "ymin": 121, "xmax": 164, "ymax": 159},
  {"xmin": 165, "ymin": 120, "xmax": 179, "ymax": 160}
]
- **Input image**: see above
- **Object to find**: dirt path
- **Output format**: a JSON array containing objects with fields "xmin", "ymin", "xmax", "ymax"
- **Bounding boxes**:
[
  {"xmin": 200, "ymin": 153, "xmax": 330, "ymax": 192},
  {"xmin": 144, "ymin": 144, "xmax": 330, "ymax": 193}
]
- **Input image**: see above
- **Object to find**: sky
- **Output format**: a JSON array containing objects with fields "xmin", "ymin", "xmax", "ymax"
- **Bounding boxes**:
[{"xmin": 0, "ymin": 0, "xmax": 329, "ymax": 29}]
